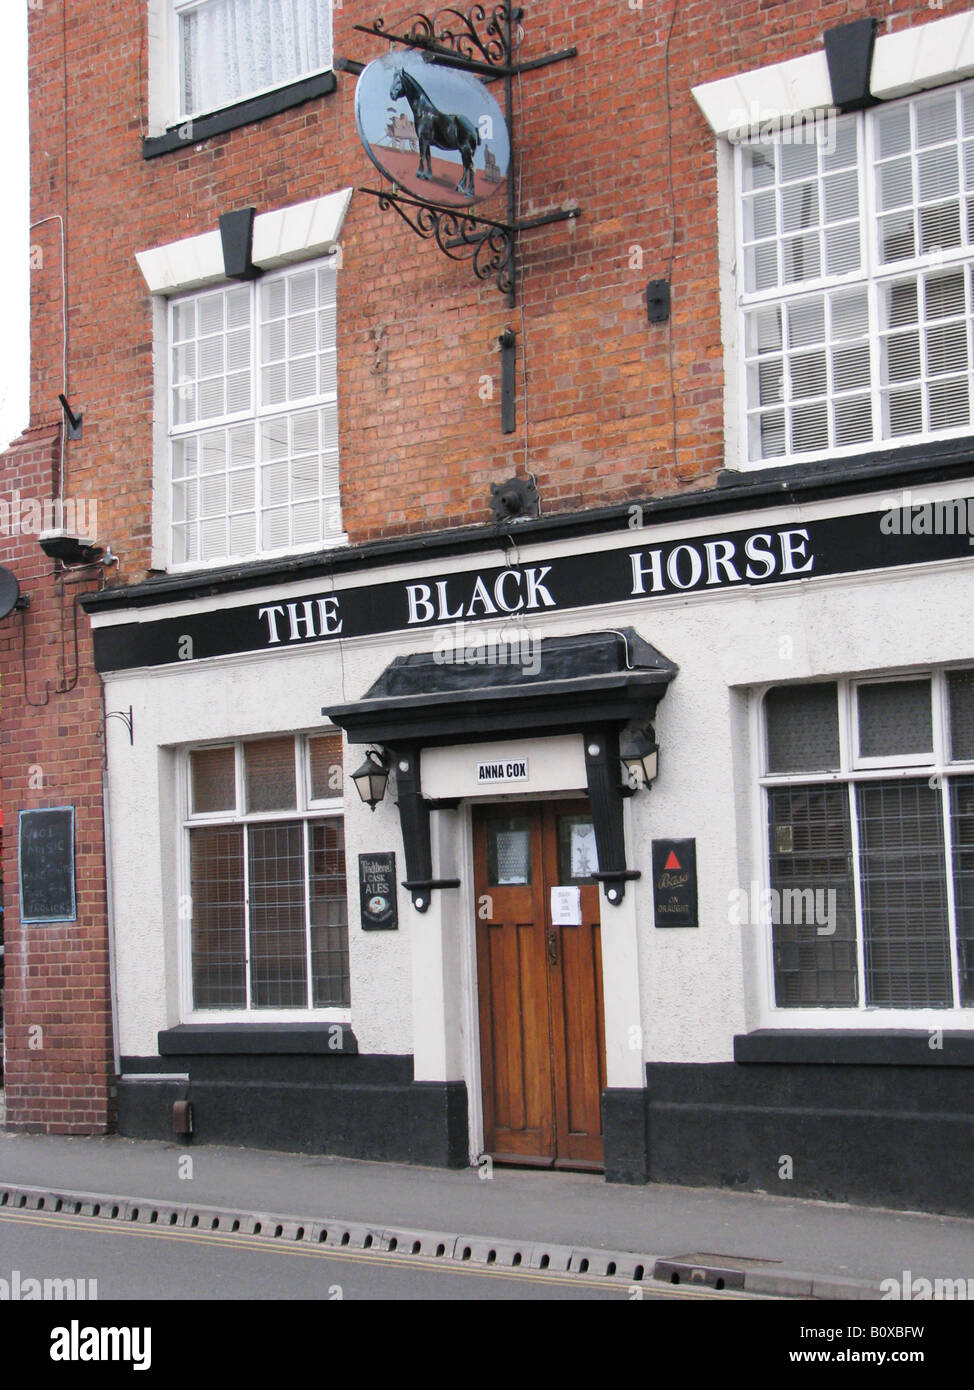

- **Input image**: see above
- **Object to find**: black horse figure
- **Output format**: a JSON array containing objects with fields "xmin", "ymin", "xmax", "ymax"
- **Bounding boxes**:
[{"xmin": 389, "ymin": 67, "xmax": 480, "ymax": 198}]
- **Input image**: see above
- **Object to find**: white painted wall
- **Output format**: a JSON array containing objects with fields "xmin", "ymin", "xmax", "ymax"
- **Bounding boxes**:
[{"xmin": 97, "ymin": 482, "xmax": 974, "ymax": 1092}]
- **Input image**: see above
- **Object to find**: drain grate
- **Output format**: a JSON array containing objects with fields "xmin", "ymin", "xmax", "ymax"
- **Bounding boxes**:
[
  {"xmin": 0, "ymin": 1180, "xmax": 808, "ymax": 1294},
  {"xmin": 0, "ymin": 1180, "xmax": 667, "ymax": 1286}
]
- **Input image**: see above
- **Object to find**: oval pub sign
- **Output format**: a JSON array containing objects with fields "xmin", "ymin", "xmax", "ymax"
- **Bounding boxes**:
[{"xmin": 355, "ymin": 50, "xmax": 510, "ymax": 208}]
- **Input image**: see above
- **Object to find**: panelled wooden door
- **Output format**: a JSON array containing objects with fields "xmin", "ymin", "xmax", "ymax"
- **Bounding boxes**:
[{"xmin": 473, "ymin": 800, "xmax": 606, "ymax": 1170}]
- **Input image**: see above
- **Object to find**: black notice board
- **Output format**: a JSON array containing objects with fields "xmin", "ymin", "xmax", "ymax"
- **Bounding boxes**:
[
  {"xmin": 652, "ymin": 838, "xmax": 698, "ymax": 928},
  {"xmin": 19, "ymin": 807, "xmax": 77, "ymax": 923},
  {"xmin": 359, "ymin": 852, "xmax": 398, "ymax": 931}
]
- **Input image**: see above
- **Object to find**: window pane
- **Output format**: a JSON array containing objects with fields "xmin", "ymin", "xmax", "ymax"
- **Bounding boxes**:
[
  {"xmin": 190, "ymin": 745, "xmax": 236, "ymax": 813},
  {"xmin": 179, "ymin": 0, "xmax": 333, "ymax": 117},
  {"xmin": 245, "ymin": 736, "xmax": 297, "ymax": 812},
  {"xmin": 857, "ymin": 679, "xmax": 932, "ymax": 758},
  {"xmin": 856, "ymin": 780, "xmax": 952, "ymax": 1007},
  {"xmin": 950, "ymin": 776, "xmax": 974, "ymax": 1005},
  {"xmin": 949, "ymin": 669, "xmax": 974, "ymax": 760},
  {"xmin": 190, "ymin": 825, "xmax": 246, "ymax": 1009},
  {"xmin": 486, "ymin": 818, "xmax": 532, "ymax": 886},
  {"xmin": 248, "ymin": 822, "xmax": 307, "ymax": 1008},
  {"xmin": 765, "ymin": 683, "xmax": 840, "ymax": 773},
  {"xmin": 556, "ymin": 815, "xmax": 599, "ymax": 884},
  {"xmin": 309, "ymin": 734, "xmax": 343, "ymax": 800},
  {"xmin": 310, "ymin": 819, "xmax": 350, "ymax": 1007},
  {"xmin": 768, "ymin": 785, "xmax": 858, "ymax": 1007}
]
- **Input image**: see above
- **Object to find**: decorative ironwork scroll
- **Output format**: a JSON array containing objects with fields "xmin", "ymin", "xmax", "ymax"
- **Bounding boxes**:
[
  {"xmin": 357, "ymin": 5, "xmax": 516, "ymax": 75},
  {"xmin": 361, "ymin": 188, "xmax": 514, "ymax": 295}
]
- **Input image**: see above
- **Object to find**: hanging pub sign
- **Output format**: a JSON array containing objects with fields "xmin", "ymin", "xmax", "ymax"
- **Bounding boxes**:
[
  {"xmin": 359, "ymin": 852, "xmax": 399, "ymax": 931},
  {"xmin": 355, "ymin": 50, "xmax": 510, "ymax": 207}
]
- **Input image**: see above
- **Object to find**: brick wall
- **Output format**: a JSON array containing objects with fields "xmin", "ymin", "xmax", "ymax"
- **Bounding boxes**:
[
  {"xmin": 2, "ymin": 0, "xmax": 969, "ymax": 1128},
  {"xmin": 0, "ymin": 427, "xmax": 114, "ymax": 1131}
]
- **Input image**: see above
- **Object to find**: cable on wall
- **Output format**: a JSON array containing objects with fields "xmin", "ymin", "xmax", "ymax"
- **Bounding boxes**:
[{"xmin": 662, "ymin": 0, "xmax": 683, "ymax": 474}]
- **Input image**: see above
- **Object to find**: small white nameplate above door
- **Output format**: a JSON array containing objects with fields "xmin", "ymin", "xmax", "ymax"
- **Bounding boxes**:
[{"xmin": 477, "ymin": 758, "xmax": 529, "ymax": 784}]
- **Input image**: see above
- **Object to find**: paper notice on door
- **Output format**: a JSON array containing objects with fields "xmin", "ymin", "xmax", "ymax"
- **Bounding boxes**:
[{"xmin": 550, "ymin": 885, "xmax": 582, "ymax": 926}]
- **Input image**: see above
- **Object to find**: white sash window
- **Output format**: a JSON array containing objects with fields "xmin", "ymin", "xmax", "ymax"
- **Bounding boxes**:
[{"xmin": 739, "ymin": 81, "xmax": 974, "ymax": 465}]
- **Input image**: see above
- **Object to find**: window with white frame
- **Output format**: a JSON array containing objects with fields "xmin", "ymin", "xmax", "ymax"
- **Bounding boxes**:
[
  {"xmin": 173, "ymin": 0, "xmax": 333, "ymax": 122},
  {"xmin": 169, "ymin": 258, "xmax": 341, "ymax": 567},
  {"xmin": 739, "ymin": 81, "xmax": 974, "ymax": 465},
  {"xmin": 759, "ymin": 670, "xmax": 974, "ymax": 1013},
  {"xmin": 184, "ymin": 732, "xmax": 349, "ymax": 1014}
]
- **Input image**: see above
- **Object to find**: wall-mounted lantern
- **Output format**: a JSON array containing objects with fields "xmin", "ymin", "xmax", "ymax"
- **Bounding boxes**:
[
  {"xmin": 351, "ymin": 748, "xmax": 390, "ymax": 811},
  {"xmin": 620, "ymin": 724, "xmax": 659, "ymax": 795}
]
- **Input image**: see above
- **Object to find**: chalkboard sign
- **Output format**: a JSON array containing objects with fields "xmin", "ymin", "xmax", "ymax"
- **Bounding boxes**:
[
  {"xmin": 359, "ymin": 852, "xmax": 398, "ymax": 931},
  {"xmin": 652, "ymin": 838, "xmax": 698, "ymax": 929},
  {"xmin": 19, "ymin": 807, "xmax": 76, "ymax": 923}
]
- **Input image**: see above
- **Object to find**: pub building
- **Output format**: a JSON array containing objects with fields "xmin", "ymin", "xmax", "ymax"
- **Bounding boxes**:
[{"xmin": 4, "ymin": 0, "xmax": 974, "ymax": 1217}]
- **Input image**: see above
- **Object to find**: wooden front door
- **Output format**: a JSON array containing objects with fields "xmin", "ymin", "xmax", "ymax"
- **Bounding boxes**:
[{"xmin": 474, "ymin": 800, "xmax": 606, "ymax": 1170}]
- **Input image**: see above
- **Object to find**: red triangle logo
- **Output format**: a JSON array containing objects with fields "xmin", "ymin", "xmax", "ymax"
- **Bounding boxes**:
[{"xmin": 664, "ymin": 850, "xmax": 681, "ymax": 870}]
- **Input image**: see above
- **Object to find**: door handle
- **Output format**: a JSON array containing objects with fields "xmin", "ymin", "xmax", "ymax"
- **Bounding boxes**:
[{"xmin": 547, "ymin": 929, "xmax": 558, "ymax": 966}]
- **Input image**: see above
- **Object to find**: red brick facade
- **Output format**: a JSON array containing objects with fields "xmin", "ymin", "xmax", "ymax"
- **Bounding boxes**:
[{"xmin": 3, "ymin": 0, "xmax": 972, "ymax": 1129}]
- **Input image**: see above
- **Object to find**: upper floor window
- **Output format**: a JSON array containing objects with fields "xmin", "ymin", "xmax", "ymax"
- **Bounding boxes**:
[
  {"xmin": 173, "ymin": 0, "xmax": 333, "ymax": 121},
  {"xmin": 739, "ymin": 81, "xmax": 974, "ymax": 466},
  {"xmin": 169, "ymin": 257, "xmax": 342, "ymax": 568}
]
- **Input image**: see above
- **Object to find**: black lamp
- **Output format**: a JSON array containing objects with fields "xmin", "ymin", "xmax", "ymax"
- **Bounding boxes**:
[
  {"xmin": 620, "ymin": 725, "xmax": 659, "ymax": 793},
  {"xmin": 351, "ymin": 748, "xmax": 390, "ymax": 811}
]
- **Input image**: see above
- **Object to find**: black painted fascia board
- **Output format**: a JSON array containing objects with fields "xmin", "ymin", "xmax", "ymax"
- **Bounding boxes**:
[
  {"xmin": 142, "ymin": 71, "xmax": 337, "ymax": 159},
  {"xmin": 735, "ymin": 1029, "xmax": 974, "ymax": 1066},
  {"xmin": 158, "ymin": 1023, "xmax": 358, "ymax": 1055},
  {"xmin": 81, "ymin": 437, "xmax": 974, "ymax": 616},
  {"xmin": 326, "ymin": 671, "xmax": 676, "ymax": 748}
]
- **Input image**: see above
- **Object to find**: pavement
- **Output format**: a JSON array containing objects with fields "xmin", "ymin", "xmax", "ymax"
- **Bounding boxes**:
[{"xmin": 2, "ymin": 1120, "xmax": 974, "ymax": 1298}]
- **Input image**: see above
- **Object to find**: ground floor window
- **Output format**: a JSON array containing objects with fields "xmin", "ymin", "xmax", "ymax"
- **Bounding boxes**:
[
  {"xmin": 183, "ymin": 732, "xmax": 348, "ymax": 1013},
  {"xmin": 760, "ymin": 669, "xmax": 974, "ymax": 1010}
]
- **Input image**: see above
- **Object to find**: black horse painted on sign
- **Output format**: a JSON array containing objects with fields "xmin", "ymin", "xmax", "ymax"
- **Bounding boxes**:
[{"xmin": 389, "ymin": 67, "xmax": 480, "ymax": 198}]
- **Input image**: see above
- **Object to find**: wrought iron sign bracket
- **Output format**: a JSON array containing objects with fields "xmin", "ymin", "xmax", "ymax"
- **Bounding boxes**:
[{"xmin": 350, "ymin": 5, "xmax": 580, "ymax": 306}]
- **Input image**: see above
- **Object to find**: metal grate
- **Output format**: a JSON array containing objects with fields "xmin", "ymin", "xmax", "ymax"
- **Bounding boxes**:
[
  {"xmin": 950, "ymin": 776, "xmax": 974, "ymax": 1006},
  {"xmin": 856, "ymin": 779, "xmax": 953, "ymax": 1007},
  {"xmin": 248, "ymin": 822, "xmax": 308, "ymax": 1009},
  {"xmin": 768, "ymin": 784, "xmax": 858, "ymax": 1006},
  {"xmin": 309, "ymin": 819, "xmax": 350, "ymax": 1008},
  {"xmin": 190, "ymin": 826, "xmax": 246, "ymax": 1009}
]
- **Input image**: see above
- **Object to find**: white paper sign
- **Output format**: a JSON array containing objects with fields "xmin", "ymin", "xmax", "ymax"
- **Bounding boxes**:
[{"xmin": 550, "ymin": 885, "xmax": 582, "ymax": 927}]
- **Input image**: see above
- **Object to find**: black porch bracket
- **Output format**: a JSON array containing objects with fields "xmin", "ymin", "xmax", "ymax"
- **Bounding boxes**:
[
  {"xmin": 390, "ymin": 745, "xmax": 460, "ymax": 911},
  {"xmin": 583, "ymin": 726, "xmax": 641, "ymax": 906}
]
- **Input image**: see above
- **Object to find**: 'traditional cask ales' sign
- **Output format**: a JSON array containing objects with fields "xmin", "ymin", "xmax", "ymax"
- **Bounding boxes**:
[
  {"xmin": 652, "ymin": 839, "xmax": 698, "ymax": 929},
  {"xmin": 359, "ymin": 852, "xmax": 398, "ymax": 931}
]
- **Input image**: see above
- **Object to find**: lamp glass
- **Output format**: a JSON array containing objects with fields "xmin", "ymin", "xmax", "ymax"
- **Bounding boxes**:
[{"xmin": 351, "ymin": 751, "xmax": 389, "ymax": 809}]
